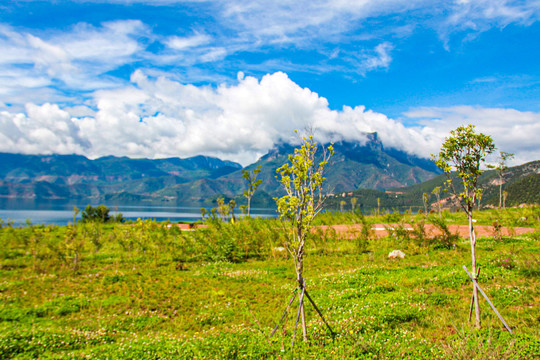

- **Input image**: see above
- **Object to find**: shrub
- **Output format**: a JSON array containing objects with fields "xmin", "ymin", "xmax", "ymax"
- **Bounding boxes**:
[
  {"xmin": 81, "ymin": 205, "xmax": 111, "ymax": 223},
  {"xmin": 428, "ymin": 215, "xmax": 459, "ymax": 249}
]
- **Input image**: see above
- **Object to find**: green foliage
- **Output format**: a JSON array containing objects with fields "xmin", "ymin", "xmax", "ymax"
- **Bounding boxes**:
[
  {"xmin": 432, "ymin": 186, "xmax": 442, "ymax": 217},
  {"xmin": 356, "ymin": 213, "xmax": 372, "ymax": 253},
  {"xmin": 431, "ymin": 124, "xmax": 496, "ymax": 214},
  {"xmin": 274, "ymin": 129, "xmax": 334, "ymax": 340},
  {"xmin": 0, "ymin": 209, "xmax": 538, "ymax": 359},
  {"xmin": 80, "ymin": 204, "xmax": 124, "ymax": 223},
  {"xmin": 275, "ymin": 134, "xmax": 333, "ymax": 248},
  {"xmin": 427, "ymin": 215, "xmax": 459, "ymax": 249},
  {"xmin": 505, "ymin": 173, "xmax": 540, "ymax": 206},
  {"xmin": 241, "ymin": 165, "xmax": 263, "ymax": 217},
  {"xmin": 81, "ymin": 204, "xmax": 110, "ymax": 223},
  {"xmin": 431, "ymin": 124, "xmax": 496, "ymax": 327},
  {"xmin": 487, "ymin": 151, "xmax": 515, "ymax": 208}
]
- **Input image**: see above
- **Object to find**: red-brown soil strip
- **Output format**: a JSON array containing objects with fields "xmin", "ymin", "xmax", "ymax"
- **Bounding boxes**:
[{"xmin": 316, "ymin": 224, "xmax": 538, "ymax": 239}]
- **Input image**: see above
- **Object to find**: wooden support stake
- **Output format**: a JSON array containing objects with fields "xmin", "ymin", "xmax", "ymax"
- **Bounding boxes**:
[
  {"xmin": 463, "ymin": 265, "xmax": 513, "ymax": 334},
  {"xmin": 291, "ymin": 286, "xmax": 306, "ymax": 349},
  {"xmin": 270, "ymin": 290, "xmax": 297, "ymax": 338},
  {"xmin": 304, "ymin": 289, "xmax": 335, "ymax": 336},
  {"xmin": 468, "ymin": 293, "xmax": 474, "ymax": 323},
  {"xmin": 468, "ymin": 266, "xmax": 481, "ymax": 322},
  {"xmin": 271, "ymin": 279, "xmax": 335, "ymax": 350}
]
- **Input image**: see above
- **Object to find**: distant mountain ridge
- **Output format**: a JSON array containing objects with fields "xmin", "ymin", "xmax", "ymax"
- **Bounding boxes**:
[
  {"xmin": 323, "ymin": 160, "xmax": 540, "ymax": 212},
  {"xmin": 0, "ymin": 153, "xmax": 241, "ymax": 185},
  {"xmin": 0, "ymin": 134, "xmax": 443, "ymax": 205},
  {"xmin": 232, "ymin": 134, "xmax": 440, "ymax": 196}
]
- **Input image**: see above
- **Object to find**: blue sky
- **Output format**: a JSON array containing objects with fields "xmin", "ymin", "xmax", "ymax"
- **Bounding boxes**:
[{"xmin": 0, "ymin": 0, "xmax": 539, "ymax": 165}]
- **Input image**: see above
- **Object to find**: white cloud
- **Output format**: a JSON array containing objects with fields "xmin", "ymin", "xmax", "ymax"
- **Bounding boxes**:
[
  {"xmin": 0, "ymin": 20, "xmax": 147, "ymax": 104},
  {"xmin": 359, "ymin": 42, "xmax": 394, "ymax": 74},
  {"xmin": 447, "ymin": 0, "xmax": 539, "ymax": 29},
  {"xmin": 84, "ymin": 0, "xmax": 539, "ymax": 40},
  {"xmin": 404, "ymin": 105, "xmax": 540, "ymax": 165},
  {"xmin": 214, "ymin": 0, "xmax": 539, "ymax": 51},
  {"xmin": 166, "ymin": 33, "xmax": 212, "ymax": 50},
  {"xmin": 2, "ymin": 71, "xmax": 537, "ymax": 166},
  {"xmin": 1, "ymin": 1, "xmax": 538, "ymax": 109},
  {"xmin": 199, "ymin": 47, "xmax": 228, "ymax": 63},
  {"xmin": 0, "ymin": 103, "xmax": 89, "ymax": 155},
  {"xmin": 438, "ymin": 0, "xmax": 540, "ymax": 46}
]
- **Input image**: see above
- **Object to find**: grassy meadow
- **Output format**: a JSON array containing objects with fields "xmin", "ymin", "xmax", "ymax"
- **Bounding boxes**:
[{"xmin": 0, "ymin": 207, "xmax": 539, "ymax": 359}]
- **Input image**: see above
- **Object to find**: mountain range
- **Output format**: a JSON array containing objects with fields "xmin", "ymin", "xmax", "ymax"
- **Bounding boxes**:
[
  {"xmin": 0, "ymin": 133, "xmax": 442, "ymax": 206},
  {"xmin": 324, "ymin": 160, "xmax": 540, "ymax": 212}
]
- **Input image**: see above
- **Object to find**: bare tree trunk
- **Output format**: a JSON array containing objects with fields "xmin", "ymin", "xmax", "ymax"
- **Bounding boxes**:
[
  {"xmin": 468, "ymin": 215, "xmax": 481, "ymax": 328},
  {"xmin": 296, "ymin": 247, "xmax": 308, "ymax": 341},
  {"xmin": 499, "ymin": 181, "xmax": 502, "ymax": 209}
]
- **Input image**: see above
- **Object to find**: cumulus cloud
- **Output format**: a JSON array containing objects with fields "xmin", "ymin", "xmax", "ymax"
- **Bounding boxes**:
[
  {"xmin": 0, "ymin": 103, "xmax": 89, "ymax": 155},
  {"xmin": 1, "ymin": 72, "xmax": 537, "ymax": 166},
  {"xmin": 404, "ymin": 106, "xmax": 540, "ymax": 165}
]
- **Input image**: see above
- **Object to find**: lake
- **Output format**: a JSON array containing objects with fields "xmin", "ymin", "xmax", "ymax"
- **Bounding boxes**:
[{"xmin": 0, "ymin": 200, "xmax": 277, "ymax": 226}]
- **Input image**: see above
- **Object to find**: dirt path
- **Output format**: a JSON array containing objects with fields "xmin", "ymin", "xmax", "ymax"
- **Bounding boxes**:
[
  {"xmin": 172, "ymin": 222, "xmax": 537, "ymax": 239},
  {"xmin": 317, "ymin": 223, "xmax": 538, "ymax": 239}
]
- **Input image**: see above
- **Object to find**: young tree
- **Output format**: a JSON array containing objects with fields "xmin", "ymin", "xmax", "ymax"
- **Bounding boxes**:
[
  {"xmin": 432, "ymin": 186, "xmax": 442, "ymax": 217},
  {"xmin": 351, "ymin": 197, "xmax": 357, "ymax": 211},
  {"xmin": 72, "ymin": 206, "xmax": 80, "ymax": 225},
  {"xmin": 200, "ymin": 208, "xmax": 207, "ymax": 220},
  {"xmin": 487, "ymin": 152, "xmax": 514, "ymax": 208},
  {"xmin": 275, "ymin": 133, "xmax": 334, "ymax": 342},
  {"xmin": 215, "ymin": 198, "xmax": 230, "ymax": 221},
  {"xmin": 422, "ymin": 192, "xmax": 429, "ymax": 214},
  {"xmin": 229, "ymin": 200, "xmax": 236, "ymax": 223},
  {"xmin": 241, "ymin": 165, "xmax": 263, "ymax": 217},
  {"xmin": 431, "ymin": 124, "xmax": 495, "ymax": 328}
]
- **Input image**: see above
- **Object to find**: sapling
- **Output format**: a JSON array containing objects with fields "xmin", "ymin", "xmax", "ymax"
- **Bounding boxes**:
[
  {"xmin": 241, "ymin": 165, "xmax": 263, "ymax": 217},
  {"xmin": 229, "ymin": 200, "xmax": 236, "ymax": 223},
  {"xmin": 351, "ymin": 197, "xmax": 357, "ymax": 211},
  {"xmin": 487, "ymin": 152, "xmax": 514, "ymax": 208},
  {"xmin": 422, "ymin": 192, "xmax": 429, "ymax": 214},
  {"xmin": 432, "ymin": 186, "xmax": 442, "ymax": 218},
  {"xmin": 431, "ymin": 124, "xmax": 495, "ymax": 328},
  {"xmin": 274, "ymin": 132, "xmax": 333, "ymax": 342}
]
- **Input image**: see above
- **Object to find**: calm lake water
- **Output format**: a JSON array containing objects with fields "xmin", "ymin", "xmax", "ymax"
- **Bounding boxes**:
[{"xmin": 0, "ymin": 200, "xmax": 277, "ymax": 226}]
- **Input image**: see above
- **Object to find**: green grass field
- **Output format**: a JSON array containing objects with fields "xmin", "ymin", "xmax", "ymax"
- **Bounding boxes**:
[{"xmin": 0, "ymin": 207, "xmax": 539, "ymax": 359}]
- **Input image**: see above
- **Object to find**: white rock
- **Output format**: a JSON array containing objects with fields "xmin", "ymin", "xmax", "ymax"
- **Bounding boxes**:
[{"xmin": 388, "ymin": 250, "xmax": 405, "ymax": 259}]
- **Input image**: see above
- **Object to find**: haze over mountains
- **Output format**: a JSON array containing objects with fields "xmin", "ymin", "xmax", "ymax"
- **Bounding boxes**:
[{"xmin": 0, "ymin": 133, "xmax": 441, "ymax": 205}]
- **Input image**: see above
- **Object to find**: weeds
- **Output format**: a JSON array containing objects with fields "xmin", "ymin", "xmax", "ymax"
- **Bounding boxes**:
[
  {"xmin": 428, "ymin": 214, "xmax": 459, "ymax": 249},
  {"xmin": 0, "ymin": 208, "xmax": 538, "ymax": 359}
]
